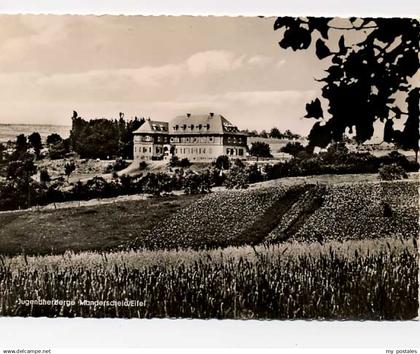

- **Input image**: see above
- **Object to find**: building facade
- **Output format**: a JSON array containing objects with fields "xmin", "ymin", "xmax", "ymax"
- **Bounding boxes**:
[{"xmin": 133, "ymin": 113, "xmax": 247, "ymax": 162}]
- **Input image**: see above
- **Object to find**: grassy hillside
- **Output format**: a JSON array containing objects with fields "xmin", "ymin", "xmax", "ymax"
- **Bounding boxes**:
[
  {"xmin": 0, "ymin": 195, "xmax": 201, "ymax": 255},
  {"xmin": 0, "ymin": 180, "xmax": 417, "ymax": 255}
]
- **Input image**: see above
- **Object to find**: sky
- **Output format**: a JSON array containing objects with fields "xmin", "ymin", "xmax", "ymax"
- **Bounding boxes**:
[{"xmin": 0, "ymin": 15, "xmax": 342, "ymax": 134}]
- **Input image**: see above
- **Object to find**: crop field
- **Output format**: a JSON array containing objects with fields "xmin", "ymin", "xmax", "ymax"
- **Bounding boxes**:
[
  {"xmin": 131, "ymin": 185, "xmax": 308, "ymax": 250},
  {"xmin": 0, "ymin": 179, "xmax": 417, "ymax": 319},
  {"xmin": 0, "ymin": 180, "xmax": 418, "ymax": 255},
  {"xmin": 0, "ymin": 237, "xmax": 417, "ymax": 319},
  {"xmin": 289, "ymin": 181, "xmax": 419, "ymax": 243}
]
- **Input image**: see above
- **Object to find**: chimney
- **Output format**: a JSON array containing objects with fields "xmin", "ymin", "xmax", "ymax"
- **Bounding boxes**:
[
  {"xmin": 186, "ymin": 113, "xmax": 191, "ymax": 118},
  {"xmin": 209, "ymin": 112, "xmax": 214, "ymax": 117}
]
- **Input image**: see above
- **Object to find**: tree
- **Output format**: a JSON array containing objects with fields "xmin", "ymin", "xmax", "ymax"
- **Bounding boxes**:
[
  {"xmin": 224, "ymin": 166, "xmax": 249, "ymax": 189},
  {"xmin": 274, "ymin": 17, "xmax": 419, "ymax": 155},
  {"xmin": 284, "ymin": 129, "xmax": 301, "ymax": 140},
  {"xmin": 28, "ymin": 132, "xmax": 43, "ymax": 158},
  {"xmin": 39, "ymin": 169, "xmax": 51, "ymax": 185},
  {"xmin": 260, "ymin": 130, "xmax": 268, "ymax": 138},
  {"xmin": 6, "ymin": 155, "xmax": 37, "ymax": 181},
  {"xmin": 389, "ymin": 89, "xmax": 419, "ymax": 161},
  {"xmin": 183, "ymin": 171, "xmax": 211, "ymax": 194},
  {"xmin": 70, "ymin": 111, "xmax": 145, "ymax": 159},
  {"xmin": 49, "ymin": 139, "xmax": 70, "ymax": 159},
  {"xmin": 64, "ymin": 161, "xmax": 76, "ymax": 181},
  {"xmin": 270, "ymin": 127, "xmax": 283, "ymax": 139},
  {"xmin": 11, "ymin": 134, "xmax": 28, "ymax": 161},
  {"xmin": 6, "ymin": 154, "xmax": 37, "ymax": 208},
  {"xmin": 46, "ymin": 133, "xmax": 63, "ymax": 145},
  {"xmin": 249, "ymin": 142, "xmax": 272, "ymax": 160},
  {"xmin": 0, "ymin": 143, "xmax": 6, "ymax": 164},
  {"xmin": 215, "ymin": 155, "xmax": 230, "ymax": 170},
  {"xmin": 281, "ymin": 142, "xmax": 306, "ymax": 157},
  {"xmin": 250, "ymin": 130, "xmax": 259, "ymax": 137}
]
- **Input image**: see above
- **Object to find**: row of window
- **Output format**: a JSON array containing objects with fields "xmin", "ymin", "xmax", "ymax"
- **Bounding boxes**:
[
  {"xmin": 226, "ymin": 136, "xmax": 243, "ymax": 144},
  {"xmin": 135, "ymin": 135, "xmax": 244, "ymax": 144},
  {"xmin": 226, "ymin": 148, "xmax": 244, "ymax": 156},
  {"xmin": 171, "ymin": 136, "xmax": 215, "ymax": 143},
  {"xmin": 176, "ymin": 147, "xmax": 212, "ymax": 155},
  {"xmin": 173, "ymin": 124, "xmax": 211, "ymax": 131},
  {"xmin": 135, "ymin": 145, "xmax": 244, "ymax": 156}
]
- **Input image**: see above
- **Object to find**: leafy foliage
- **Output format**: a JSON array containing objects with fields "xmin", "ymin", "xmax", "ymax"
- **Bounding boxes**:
[
  {"xmin": 28, "ymin": 132, "xmax": 42, "ymax": 157},
  {"xmin": 64, "ymin": 161, "xmax": 76, "ymax": 180},
  {"xmin": 378, "ymin": 163, "xmax": 408, "ymax": 181},
  {"xmin": 46, "ymin": 133, "xmax": 63, "ymax": 146},
  {"xmin": 280, "ymin": 141, "xmax": 306, "ymax": 157},
  {"xmin": 249, "ymin": 142, "xmax": 272, "ymax": 158},
  {"xmin": 70, "ymin": 112, "xmax": 144, "ymax": 159},
  {"xmin": 215, "ymin": 155, "xmax": 231, "ymax": 170},
  {"xmin": 274, "ymin": 17, "xmax": 419, "ymax": 154}
]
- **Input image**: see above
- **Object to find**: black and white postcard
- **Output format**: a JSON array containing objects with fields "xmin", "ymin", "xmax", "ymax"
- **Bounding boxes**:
[{"xmin": 0, "ymin": 15, "xmax": 418, "ymax": 321}]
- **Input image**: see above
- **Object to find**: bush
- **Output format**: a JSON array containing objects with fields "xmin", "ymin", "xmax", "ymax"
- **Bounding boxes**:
[
  {"xmin": 179, "ymin": 158, "xmax": 191, "ymax": 168},
  {"xmin": 48, "ymin": 139, "xmax": 70, "ymax": 160},
  {"xmin": 183, "ymin": 171, "xmax": 211, "ymax": 194},
  {"xmin": 215, "ymin": 155, "xmax": 230, "ymax": 170},
  {"xmin": 39, "ymin": 169, "xmax": 51, "ymax": 184},
  {"xmin": 224, "ymin": 166, "xmax": 249, "ymax": 189},
  {"xmin": 106, "ymin": 159, "xmax": 129, "ymax": 173},
  {"xmin": 281, "ymin": 142, "xmax": 306, "ymax": 157},
  {"xmin": 247, "ymin": 164, "xmax": 263, "ymax": 184},
  {"xmin": 170, "ymin": 156, "xmax": 191, "ymax": 168},
  {"xmin": 378, "ymin": 163, "xmax": 408, "ymax": 181}
]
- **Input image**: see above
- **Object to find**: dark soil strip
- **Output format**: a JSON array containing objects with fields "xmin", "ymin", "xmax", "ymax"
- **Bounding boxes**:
[
  {"xmin": 232, "ymin": 184, "xmax": 314, "ymax": 246},
  {"xmin": 283, "ymin": 185, "xmax": 326, "ymax": 237},
  {"xmin": 269, "ymin": 184, "xmax": 326, "ymax": 243}
]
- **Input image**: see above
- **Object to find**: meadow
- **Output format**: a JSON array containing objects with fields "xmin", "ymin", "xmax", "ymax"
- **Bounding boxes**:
[
  {"xmin": 0, "ymin": 178, "xmax": 418, "ymax": 319},
  {"xmin": 0, "ymin": 237, "xmax": 417, "ymax": 319}
]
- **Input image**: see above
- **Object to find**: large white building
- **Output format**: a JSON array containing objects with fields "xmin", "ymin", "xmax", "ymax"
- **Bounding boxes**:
[{"xmin": 133, "ymin": 113, "xmax": 248, "ymax": 162}]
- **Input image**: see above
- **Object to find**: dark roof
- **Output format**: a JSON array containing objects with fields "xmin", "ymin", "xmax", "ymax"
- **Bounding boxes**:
[
  {"xmin": 133, "ymin": 119, "xmax": 169, "ymax": 134},
  {"xmin": 169, "ymin": 113, "xmax": 245, "ymax": 135}
]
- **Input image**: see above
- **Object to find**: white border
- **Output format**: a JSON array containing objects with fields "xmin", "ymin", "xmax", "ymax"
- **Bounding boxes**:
[{"xmin": 0, "ymin": 0, "xmax": 419, "ymax": 17}]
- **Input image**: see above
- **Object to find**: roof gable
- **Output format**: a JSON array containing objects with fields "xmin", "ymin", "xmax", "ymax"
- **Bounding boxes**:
[{"xmin": 133, "ymin": 119, "xmax": 168, "ymax": 134}]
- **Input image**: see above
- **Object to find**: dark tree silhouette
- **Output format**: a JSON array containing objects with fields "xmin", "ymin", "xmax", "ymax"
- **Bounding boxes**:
[
  {"xmin": 249, "ymin": 142, "xmax": 272, "ymax": 159},
  {"xmin": 46, "ymin": 133, "xmax": 63, "ymax": 145},
  {"xmin": 281, "ymin": 142, "xmax": 306, "ymax": 157},
  {"xmin": 28, "ymin": 132, "xmax": 42, "ymax": 158},
  {"xmin": 215, "ymin": 155, "xmax": 231, "ymax": 170},
  {"xmin": 64, "ymin": 161, "xmax": 76, "ymax": 181},
  {"xmin": 70, "ymin": 111, "xmax": 144, "ymax": 159},
  {"xmin": 274, "ymin": 17, "xmax": 419, "ymax": 157},
  {"xmin": 269, "ymin": 127, "xmax": 283, "ymax": 139},
  {"xmin": 11, "ymin": 134, "xmax": 28, "ymax": 161}
]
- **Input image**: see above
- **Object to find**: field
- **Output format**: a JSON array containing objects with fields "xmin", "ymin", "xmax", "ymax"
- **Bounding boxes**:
[
  {"xmin": 0, "ymin": 195, "xmax": 201, "ymax": 255},
  {"xmin": 0, "ymin": 177, "xmax": 418, "ymax": 319},
  {"xmin": 0, "ymin": 237, "xmax": 417, "ymax": 319}
]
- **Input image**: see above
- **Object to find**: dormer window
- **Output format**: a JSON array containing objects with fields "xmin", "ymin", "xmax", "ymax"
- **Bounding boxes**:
[
  {"xmin": 182, "ymin": 124, "xmax": 187, "ymax": 130},
  {"xmin": 190, "ymin": 124, "xmax": 194, "ymax": 130},
  {"xmin": 206, "ymin": 124, "xmax": 210, "ymax": 129},
  {"xmin": 198, "ymin": 124, "xmax": 202, "ymax": 129}
]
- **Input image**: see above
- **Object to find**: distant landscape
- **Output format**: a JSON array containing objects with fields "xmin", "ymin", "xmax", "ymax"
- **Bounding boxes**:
[{"xmin": 0, "ymin": 124, "xmax": 70, "ymax": 143}]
